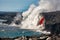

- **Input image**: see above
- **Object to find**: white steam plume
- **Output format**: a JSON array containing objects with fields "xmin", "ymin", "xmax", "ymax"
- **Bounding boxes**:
[
  {"xmin": 21, "ymin": 0, "xmax": 60, "ymax": 29},
  {"xmin": 39, "ymin": 0, "xmax": 60, "ymax": 11},
  {"xmin": 22, "ymin": 4, "xmax": 36, "ymax": 20},
  {"xmin": 9, "ymin": 0, "xmax": 60, "ymax": 34},
  {"xmin": 19, "ymin": 0, "xmax": 60, "ymax": 34}
]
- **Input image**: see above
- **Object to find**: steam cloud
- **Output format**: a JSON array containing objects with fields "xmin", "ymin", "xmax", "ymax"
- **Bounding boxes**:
[
  {"xmin": 9, "ymin": 0, "xmax": 60, "ymax": 34},
  {"xmin": 21, "ymin": 0, "xmax": 60, "ymax": 29},
  {"xmin": 11, "ymin": 0, "xmax": 60, "ymax": 28}
]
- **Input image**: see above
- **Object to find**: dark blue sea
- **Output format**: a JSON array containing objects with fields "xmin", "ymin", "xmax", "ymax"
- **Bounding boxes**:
[{"xmin": 0, "ymin": 25, "xmax": 42, "ymax": 38}]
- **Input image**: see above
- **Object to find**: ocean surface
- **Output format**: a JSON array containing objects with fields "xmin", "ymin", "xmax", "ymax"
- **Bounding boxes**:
[{"xmin": 0, "ymin": 25, "xmax": 42, "ymax": 38}]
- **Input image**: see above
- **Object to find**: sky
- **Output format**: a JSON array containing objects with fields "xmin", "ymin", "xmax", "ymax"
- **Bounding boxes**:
[{"xmin": 0, "ymin": 0, "xmax": 39, "ymax": 12}]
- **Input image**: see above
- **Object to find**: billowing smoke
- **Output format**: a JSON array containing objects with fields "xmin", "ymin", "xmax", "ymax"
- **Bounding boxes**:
[
  {"xmin": 10, "ymin": 0, "xmax": 60, "ymax": 28},
  {"xmin": 38, "ymin": 0, "xmax": 60, "ymax": 11},
  {"xmin": 21, "ymin": 0, "xmax": 60, "ymax": 29},
  {"xmin": 49, "ymin": 0, "xmax": 60, "ymax": 11},
  {"xmin": 19, "ymin": 0, "xmax": 60, "ymax": 34},
  {"xmin": 10, "ymin": 0, "xmax": 60, "ymax": 34},
  {"xmin": 22, "ymin": 4, "xmax": 36, "ymax": 20}
]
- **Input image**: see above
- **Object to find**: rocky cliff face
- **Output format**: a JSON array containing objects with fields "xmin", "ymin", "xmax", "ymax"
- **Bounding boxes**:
[
  {"xmin": 42, "ymin": 11, "xmax": 60, "ymax": 24},
  {"xmin": 42, "ymin": 11, "xmax": 60, "ymax": 35}
]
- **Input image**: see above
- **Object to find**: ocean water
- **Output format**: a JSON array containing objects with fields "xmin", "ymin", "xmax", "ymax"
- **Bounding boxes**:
[{"xmin": 0, "ymin": 26, "xmax": 42, "ymax": 38}]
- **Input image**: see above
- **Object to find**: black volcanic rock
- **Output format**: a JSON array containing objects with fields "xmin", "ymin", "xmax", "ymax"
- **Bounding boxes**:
[
  {"xmin": 42, "ymin": 11, "xmax": 60, "ymax": 35},
  {"xmin": 42, "ymin": 11, "xmax": 60, "ymax": 24}
]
